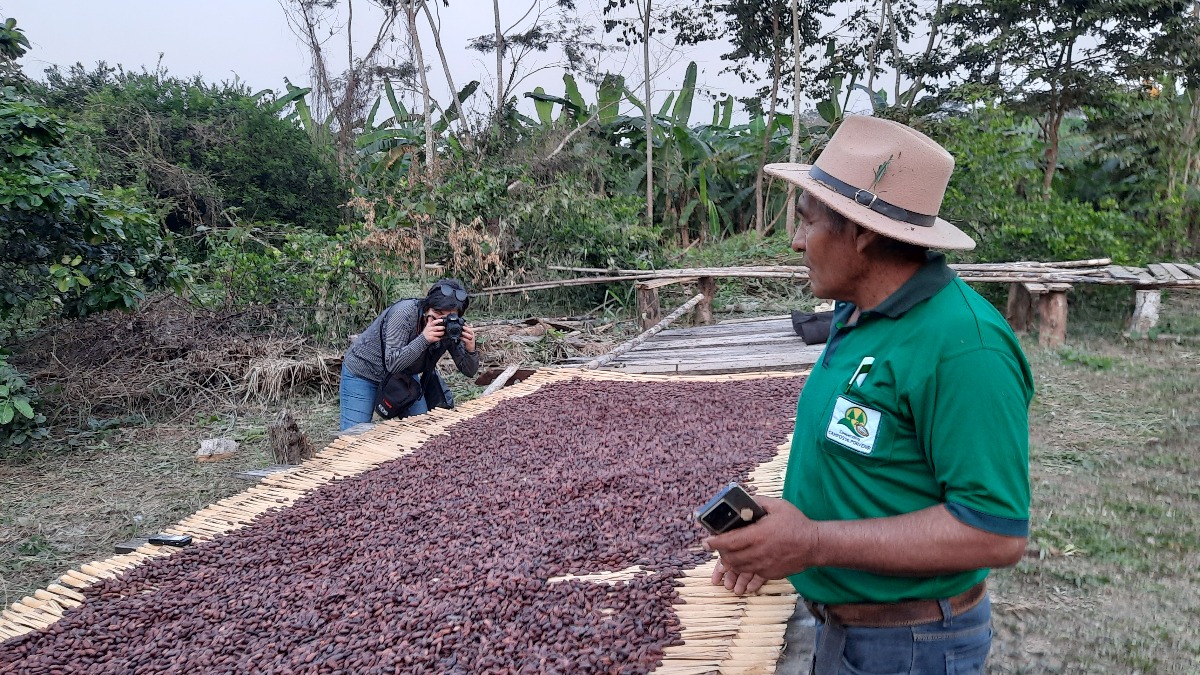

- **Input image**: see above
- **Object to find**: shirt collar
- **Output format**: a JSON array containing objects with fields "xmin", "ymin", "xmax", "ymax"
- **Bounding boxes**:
[{"xmin": 837, "ymin": 252, "xmax": 957, "ymax": 321}]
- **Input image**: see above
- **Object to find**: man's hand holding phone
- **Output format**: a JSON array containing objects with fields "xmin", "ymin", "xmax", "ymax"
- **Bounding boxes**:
[{"xmin": 697, "ymin": 485, "xmax": 820, "ymax": 594}]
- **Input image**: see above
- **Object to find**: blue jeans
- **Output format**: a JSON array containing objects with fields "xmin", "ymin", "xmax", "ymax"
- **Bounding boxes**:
[
  {"xmin": 339, "ymin": 364, "xmax": 428, "ymax": 431},
  {"xmin": 811, "ymin": 593, "xmax": 992, "ymax": 675}
]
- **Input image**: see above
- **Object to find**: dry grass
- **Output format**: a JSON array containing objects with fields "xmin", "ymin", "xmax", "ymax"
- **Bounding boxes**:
[
  {"xmin": 12, "ymin": 296, "xmax": 341, "ymax": 426},
  {"xmin": 987, "ymin": 291, "xmax": 1200, "ymax": 673}
]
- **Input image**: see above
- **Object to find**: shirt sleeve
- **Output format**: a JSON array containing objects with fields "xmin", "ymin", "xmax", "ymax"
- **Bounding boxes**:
[
  {"xmin": 383, "ymin": 301, "xmax": 431, "ymax": 375},
  {"xmin": 448, "ymin": 339, "xmax": 480, "ymax": 377},
  {"xmin": 921, "ymin": 347, "xmax": 1033, "ymax": 536}
]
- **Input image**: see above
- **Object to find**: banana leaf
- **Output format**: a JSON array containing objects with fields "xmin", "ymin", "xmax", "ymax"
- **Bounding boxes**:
[
  {"xmin": 597, "ymin": 73, "xmax": 624, "ymax": 125},
  {"xmin": 364, "ymin": 97, "xmax": 382, "ymax": 131},
  {"xmin": 563, "ymin": 73, "xmax": 587, "ymax": 119},
  {"xmin": 658, "ymin": 93, "xmax": 675, "ymax": 118},
  {"xmin": 671, "ymin": 62, "xmax": 697, "ymax": 126}
]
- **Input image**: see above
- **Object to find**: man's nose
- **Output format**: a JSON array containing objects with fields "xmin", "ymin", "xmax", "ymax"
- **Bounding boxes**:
[{"xmin": 791, "ymin": 229, "xmax": 806, "ymax": 252}]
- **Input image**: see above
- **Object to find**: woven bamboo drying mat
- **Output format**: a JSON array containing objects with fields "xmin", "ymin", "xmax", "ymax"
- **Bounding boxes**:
[{"xmin": 0, "ymin": 367, "xmax": 807, "ymax": 674}]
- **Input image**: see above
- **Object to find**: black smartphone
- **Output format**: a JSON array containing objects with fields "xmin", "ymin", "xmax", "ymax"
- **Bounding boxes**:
[
  {"xmin": 148, "ymin": 533, "xmax": 193, "ymax": 547},
  {"xmin": 695, "ymin": 482, "xmax": 767, "ymax": 535}
]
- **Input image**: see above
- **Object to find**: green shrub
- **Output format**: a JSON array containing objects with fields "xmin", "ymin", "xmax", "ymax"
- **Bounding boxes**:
[
  {"xmin": 38, "ymin": 64, "xmax": 349, "ymax": 234},
  {"xmin": 0, "ymin": 350, "xmax": 47, "ymax": 446},
  {"xmin": 0, "ymin": 81, "xmax": 191, "ymax": 321},
  {"xmin": 202, "ymin": 224, "xmax": 393, "ymax": 344}
]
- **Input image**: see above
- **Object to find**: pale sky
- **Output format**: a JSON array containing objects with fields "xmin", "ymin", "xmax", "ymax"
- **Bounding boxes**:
[{"xmin": 0, "ymin": 0, "xmax": 789, "ymax": 123}]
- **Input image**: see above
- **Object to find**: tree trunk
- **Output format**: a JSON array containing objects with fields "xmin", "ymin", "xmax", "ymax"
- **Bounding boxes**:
[
  {"xmin": 339, "ymin": 0, "xmax": 357, "ymax": 173},
  {"xmin": 906, "ymin": 0, "xmax": 943, "ymax": 110},
  {"xmin": 865, "ymin": 0, "xmax": 888, "ymax": 92},
  {"xmin": 406, "ymin": 6, "xmax": 436, "ymax": 180},
  {"xmin": 420, "ymin": 0, "xmax": 472, "ymax": 143},
  {"xmin": 1041, "ymin": 106, "xmax": 1065, "ymax": 198},
  {"xmin": 887, "ymin": 0, "xmax": 902, "ymax": 105},
  {"xmin": 492, "ymin": 0, "xmax": 504, "ymax": 132},
  {"xmin": 757, "ymin": 6, "xmax": 783, "ymax": 237},
  {"xmin": 785, "ymin": 0, "xmax": 803, "ymax": 238},
  {"xmin": 643, "ymin": 0, "xmax": 654, "ymax": 229}
]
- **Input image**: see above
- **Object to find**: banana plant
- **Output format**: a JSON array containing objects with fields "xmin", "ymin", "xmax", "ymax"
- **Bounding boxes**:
[
  {"xmin": 353, "ymin": 79, "xmax": 480, "ymax": 184},
  {"xmin": 279, "ymin": 78, "xmax": 337, "ymax": 156},
  {"xmin": 521, "ymin": 73, "xmax": 626, "ymax": 128}
]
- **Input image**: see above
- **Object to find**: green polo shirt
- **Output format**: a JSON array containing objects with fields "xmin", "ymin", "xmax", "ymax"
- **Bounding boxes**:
[{"xmin": 784, "ymin": 253, "xmax": 1033, "ymax": 605}]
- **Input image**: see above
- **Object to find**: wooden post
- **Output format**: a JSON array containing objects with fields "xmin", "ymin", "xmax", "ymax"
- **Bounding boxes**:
[
  {"xmin": 695, "ymin": 276, "xmax": 716, "ymax": 326},
  {"xmin": 1127, "ymin": 289, "xmax": 1161, "ymax": 337},
  {"xmin": 1037, "ymin": 290, "xmax": 1068, "ymax": 348},
  {"xmin": 635, "ymin": 284, "xmax": 661, "ymax": 332},
  {"xmin": 1005, "ymin": 283, "xmax": 1033, "ymax": 335}
]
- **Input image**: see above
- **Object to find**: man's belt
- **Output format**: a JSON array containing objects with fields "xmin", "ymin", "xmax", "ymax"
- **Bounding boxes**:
[{"xmin": 804, "ymin": 581, "xmax": 986, "ymax": 628}]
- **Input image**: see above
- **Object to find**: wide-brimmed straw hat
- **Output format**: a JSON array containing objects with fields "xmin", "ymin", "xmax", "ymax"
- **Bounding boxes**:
[{"xmin": 765, "ymin": 115, "xmax": 975, "ymax": 250}]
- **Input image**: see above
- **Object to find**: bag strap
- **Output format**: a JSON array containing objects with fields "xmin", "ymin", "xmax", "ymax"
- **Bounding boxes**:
[
  {"xmin": 377, "ymin": 304, "xmax": 398, "ymax": 379},
  {"xmin": 378, "ymin": 300, "xmax": 435, "ymax": 381}
]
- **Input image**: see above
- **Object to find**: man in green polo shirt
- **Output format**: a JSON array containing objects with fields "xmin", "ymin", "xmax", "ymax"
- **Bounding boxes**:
[{"xmin": 704, "ymin": 115, "xmax": 1033, "ymax": 674}]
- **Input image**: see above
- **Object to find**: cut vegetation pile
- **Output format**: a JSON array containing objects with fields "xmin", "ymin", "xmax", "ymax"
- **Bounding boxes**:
[{"xmin": 12, "ymin": 295, "xmax": 342, "ymax": 424}]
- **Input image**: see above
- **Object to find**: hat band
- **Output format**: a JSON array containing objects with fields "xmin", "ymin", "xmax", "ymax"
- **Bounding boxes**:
[{"xmin": 809, "ymin": 165, "xmax": 937, "ymax": 227}]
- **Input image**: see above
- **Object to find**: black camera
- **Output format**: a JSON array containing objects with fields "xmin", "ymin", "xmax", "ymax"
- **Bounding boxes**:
[
  {"xmin": 441, "ymin": 313, "xmax": 464, "ymax": 344},
  {"xmin": 695, "ymin": 482, "xmax": 766, "ymax": 535}
]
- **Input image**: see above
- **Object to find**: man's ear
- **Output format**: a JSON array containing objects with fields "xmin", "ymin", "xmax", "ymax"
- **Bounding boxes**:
[{"xmin": 853, "ymin": 224, "xmax": 880, "ymax": 253}]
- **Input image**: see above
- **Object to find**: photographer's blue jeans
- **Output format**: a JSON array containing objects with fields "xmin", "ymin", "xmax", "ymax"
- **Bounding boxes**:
[
  {"xmin": 339, "ymin": 365, "xmax": 428, "ymax": 431},
  {"xmin": 811, "ymin": 593, "xmax": 992, "ymax": 675}
]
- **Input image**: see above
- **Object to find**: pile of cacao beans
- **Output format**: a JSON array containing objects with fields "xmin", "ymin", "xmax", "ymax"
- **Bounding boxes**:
[{"xmin": 0, "ymin": 377, "xmax": 802, "ymax": 674}]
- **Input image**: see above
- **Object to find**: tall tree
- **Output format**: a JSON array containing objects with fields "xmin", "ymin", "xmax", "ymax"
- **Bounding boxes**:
[
  {"xmin": 469, "ymin": 1, "xmax": 604, "ymax": 129},
  {"xmin": 399, "ymin": 1, "xmax": 437, "ymax": 179},
  {"xmin": 419, "ymin": 0, "xmax": 473, "ymax": 144},
  {"xmin": 930, "ymin": 0, "xmax": 1195, "ymax": 195},
  {"xmin": 603, "ymin": 0, "xmax": 673, "ymax": 228},
  {"xmin": 670, "ymin": 0, "xmax": 835, "ymax": 234},
  {"xmin": 785, "ymin": 0, "xmax": 804, "ymax": 237},
  {"xmin": 281, "ymin": 0, "xmax": 403, "ymax": 174}
]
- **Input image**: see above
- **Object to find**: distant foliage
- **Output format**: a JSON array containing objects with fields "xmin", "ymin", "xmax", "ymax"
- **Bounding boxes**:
[
  {"xmin": 929, "ymin": 108, "xmax": 1145, "ymax": 264},
  {"xmin": 37, "ymin": 64, "xmax": 349, "ymax": 234},
  {"xmin": 1, "ymin": 25, "xmax": 190, "ymax": 321}
]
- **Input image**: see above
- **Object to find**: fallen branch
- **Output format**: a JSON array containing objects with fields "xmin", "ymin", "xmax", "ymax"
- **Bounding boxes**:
[
  {"xmin": 582, "ymin": 294, "xmax": 704, "ymax": 370},
  {"xmin": 482, "ymin": 363, "xmax": 523, "ymax": 396}
]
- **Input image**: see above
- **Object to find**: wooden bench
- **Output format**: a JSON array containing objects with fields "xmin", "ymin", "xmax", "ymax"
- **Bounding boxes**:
[
  {"xmin": 1006, "ymin": 282, "xmax": 1072, "ymax": 347},
  {"xmin": 480, "ymin": 259, "xmax": 1200, "ymax": 345}
]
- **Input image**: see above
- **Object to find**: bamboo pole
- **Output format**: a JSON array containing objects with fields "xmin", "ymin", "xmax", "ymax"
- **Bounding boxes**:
[
  {"xmin": 481, "ymin": 260, "xmax": 1144, "ymax": 297},
  {"xmin": 582, "ymin": 294, "xmax": 705, "ymax": 370}
]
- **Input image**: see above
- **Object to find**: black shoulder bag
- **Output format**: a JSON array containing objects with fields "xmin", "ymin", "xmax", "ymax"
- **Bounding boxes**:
[{"xmin": 373, "ymin": 305, "xmax": 424, "ymax": 419}]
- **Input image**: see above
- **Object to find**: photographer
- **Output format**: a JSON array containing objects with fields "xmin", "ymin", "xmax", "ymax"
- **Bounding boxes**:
[{"xmin": 339, "ymin": 279, "xmax": 479, "ymax": 431}]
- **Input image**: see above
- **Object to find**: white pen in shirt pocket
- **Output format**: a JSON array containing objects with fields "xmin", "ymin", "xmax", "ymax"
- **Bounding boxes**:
[{"xmin": 844, "ymin": 356, "xmax": 875, "ymax": 394}]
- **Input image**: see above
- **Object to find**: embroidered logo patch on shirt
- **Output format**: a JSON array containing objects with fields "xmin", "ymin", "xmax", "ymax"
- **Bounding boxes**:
[{"xmin": 826, "ymin": 396, "xmax": 882, "ymax": 455}]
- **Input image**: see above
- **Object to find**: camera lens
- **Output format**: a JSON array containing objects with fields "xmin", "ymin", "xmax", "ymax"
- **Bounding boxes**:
[{"xmin": 704, "ymin": 502, "xmax": 740, "ymax": 533}]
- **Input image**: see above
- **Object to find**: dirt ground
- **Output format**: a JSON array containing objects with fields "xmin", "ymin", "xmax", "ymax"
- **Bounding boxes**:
[{"xmin": 2, "ymin": 290, "xmax": 1199, "ymax": 673}]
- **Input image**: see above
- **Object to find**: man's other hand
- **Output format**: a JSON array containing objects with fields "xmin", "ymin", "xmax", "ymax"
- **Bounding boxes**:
[{"xmin": 710, "ymin": 558, "xmax": 767, "ymax": 595}]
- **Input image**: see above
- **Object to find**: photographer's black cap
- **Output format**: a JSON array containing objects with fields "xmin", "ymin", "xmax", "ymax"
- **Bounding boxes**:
[{"xmin": 426, "ymin": 278, "xmax": 470, "ymax": 314}]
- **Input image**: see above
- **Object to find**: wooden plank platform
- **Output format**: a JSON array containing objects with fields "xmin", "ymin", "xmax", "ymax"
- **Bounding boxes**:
[{"xmin": 568, "ymin": 316, "xmax": 825, "ymax": 375}]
